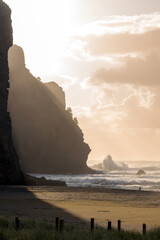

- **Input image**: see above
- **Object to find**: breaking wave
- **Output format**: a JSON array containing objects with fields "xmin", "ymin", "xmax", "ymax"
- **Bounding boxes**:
[{"xmin": 31, "ymin": 168, "xmax": 160, "ymax": 192}]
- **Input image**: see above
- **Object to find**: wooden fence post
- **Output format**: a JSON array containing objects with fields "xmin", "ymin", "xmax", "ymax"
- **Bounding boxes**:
[
  {"xmin": 118, "ymin": 220, "xmax": 121, "ymax": 231},
  {"xmin": 143, "ymin": 224, "xmax": 146, "ymax": 235},
  {"xmin": 108, "ymin": 221, "xmax": 112, "ymax": 231},
  {"xmin": 60, "ymin": 219, "xmax": 64, "ymax": 232},
  {"xmin": 15, "ymin": 217, "xmax": 20, "ymax": 231},
  {"xmin": 91, "ymin": 218, "xmax": 94, "ymax": 232},
  {"xmin": 55, "ymin": 217, "xmax": 59, "ymax": 231}
]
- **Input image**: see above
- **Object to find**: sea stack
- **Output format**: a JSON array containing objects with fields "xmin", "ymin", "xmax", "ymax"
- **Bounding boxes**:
[{"xmin": 0, "ymin": 0, "xmax": 23, "ymax": 184}]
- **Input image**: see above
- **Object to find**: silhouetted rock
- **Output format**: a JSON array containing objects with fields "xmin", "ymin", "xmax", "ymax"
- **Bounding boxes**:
[
  {"xmin": 0, "ymin": 1, "xmax": 24, "ymax": 184},
  {"xmin": 136, "ymin": 169, "xmax": 146, "ymax": 175},
  {"xmin": 8, "ymin": 45, "xmax": 94, "ymax": 174},
  {"xmin": 46, "ymin": 82, "xmax": 66, "ymax": 108},
  {"xmin": 24, "ymin": 175, "xmax": 66, "ymax": 186}
]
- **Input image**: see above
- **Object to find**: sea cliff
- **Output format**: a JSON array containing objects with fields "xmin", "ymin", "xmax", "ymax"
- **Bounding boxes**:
[
  {"xmin": 0, "ymin": 0, "xmax": 24, "ymax": 184},
  {"xmin": 8, "ymin": 45, "xmax": 94, "ymax": 174}
]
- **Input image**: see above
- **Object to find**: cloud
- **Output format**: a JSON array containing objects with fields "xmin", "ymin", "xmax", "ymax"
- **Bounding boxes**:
[
  {"xmin": 67, "ymin": 13, "xmax": 160, "ymax": 59},
  {"xmin": 85, "ymin": 29, "xmax": 160, "ymax": 55},
  {"xmin": 77, "ymin": 87, "xmax": 160, "ymax": 162},
  {"xmin": 89, "ymin": 50, "xmax": 160, "ymax": 86},
  {"xmin": 71, "ymin": 80, "xmax": 155, "ymax": 130},
  {"xmin": 48, "ymin": 12, "xmax": 160, "ymax": 162},
  {"xmin": 78, "ymin": 99, "xmax": 160, "ymax": 162},
  {"xmin": 77, "ymin": 13, "xmax": 160, "ymax": 35},
  {"xmin": 119, "ymin": 90, "xmax": 160, "ymax": 128},
  {"xmin": 44, "ymin": 74, "xmax": 78, "ymax": 90}
]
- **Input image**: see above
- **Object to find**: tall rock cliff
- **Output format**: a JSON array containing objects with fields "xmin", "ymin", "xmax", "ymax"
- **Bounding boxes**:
[
  {"xmin": 8, "ymin": 45, "xmax": 94, "ymax": 174},
  {"xmin": 0, "ymin": 1, "xmax": 23, "ymax": 184}
]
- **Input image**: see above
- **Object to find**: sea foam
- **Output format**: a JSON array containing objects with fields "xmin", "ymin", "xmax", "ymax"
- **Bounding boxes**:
[{"xmin": 31, "ymin": 167, "xmax": 160, "ymax": 192}]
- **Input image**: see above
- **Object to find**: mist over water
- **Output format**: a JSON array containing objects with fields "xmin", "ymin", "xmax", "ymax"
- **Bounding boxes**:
[{"xmin": 31, "ymin": 160, "xmax": 160, "ymax": 192}]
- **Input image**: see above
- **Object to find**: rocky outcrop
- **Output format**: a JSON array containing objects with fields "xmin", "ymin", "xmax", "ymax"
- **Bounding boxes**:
[
  {"xmin": 46, "ymin": 82, "xmax": 66, "ymax": 108},
  {"xmin": 136, "ymin": 170, "xmax": 146, "ymax": 175},
  {"xmin": 24, "ymin": 175, "xmax": 66, "ymax": 186},
  {"xmin": 8, "ymin": 45, "xmax": 94, "ymax": 174},
  {"xmin": 0, "ymin": 1, "xmax": 24, "ymax": 184}
]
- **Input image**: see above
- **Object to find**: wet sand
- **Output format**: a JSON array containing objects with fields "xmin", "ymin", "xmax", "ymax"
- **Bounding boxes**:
[{"xmin": 0, "ymin": 186, "xmax": 160, "ymax": 231}]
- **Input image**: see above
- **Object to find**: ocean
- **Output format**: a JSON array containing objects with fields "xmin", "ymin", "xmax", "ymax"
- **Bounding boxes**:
[{"xmin": 31, "ymin": 161, "xmax": 160, "ymax": 192}]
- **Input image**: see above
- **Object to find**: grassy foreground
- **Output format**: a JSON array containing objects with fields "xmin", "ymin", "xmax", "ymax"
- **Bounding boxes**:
[{"xmin": 0, "ymin": 217, "xmax": 159, "ymax": 240}]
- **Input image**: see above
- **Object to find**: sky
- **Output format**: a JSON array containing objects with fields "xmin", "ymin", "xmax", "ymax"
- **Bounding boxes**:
[{"xmin": 4, "ymin": 0, "xmax": 160, "ymax": 164}]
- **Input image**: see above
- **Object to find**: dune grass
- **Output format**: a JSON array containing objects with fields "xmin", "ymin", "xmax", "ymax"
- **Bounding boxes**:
[{"xmin": 0, "ymin": 217, "xmax": 159, "ymax": 239}]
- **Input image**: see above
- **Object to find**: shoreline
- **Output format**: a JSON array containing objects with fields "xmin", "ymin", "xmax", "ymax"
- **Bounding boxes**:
[
  {"xmin": 30, "ymin": 170, "xmax": 160, "ymax": 193},
  {"xmin": 0, "ymin": 185, "xmax": 160, "ymax": 230}
]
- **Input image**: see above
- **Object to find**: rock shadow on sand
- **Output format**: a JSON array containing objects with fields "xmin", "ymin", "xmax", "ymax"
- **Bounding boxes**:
[{"xmin": 0, "ymin": 186, "xmax": 86, "ymax": 225}]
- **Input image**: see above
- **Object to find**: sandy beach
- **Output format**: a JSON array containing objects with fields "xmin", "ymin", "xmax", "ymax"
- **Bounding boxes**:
[{"xmin": 0, "ymin": 186, "xmax": 160, "ymax": 231}]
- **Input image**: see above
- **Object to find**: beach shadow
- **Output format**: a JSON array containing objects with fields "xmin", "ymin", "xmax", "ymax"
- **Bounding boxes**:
[{"xmin": 0, "ymin": 186, "xmax": 86, "ymax": 224}]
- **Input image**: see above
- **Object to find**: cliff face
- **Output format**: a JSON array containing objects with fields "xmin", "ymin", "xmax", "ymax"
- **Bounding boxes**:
[
  {"xmin": 8, "ymin": 45, "xmax": 94, "ymax": 174},
  {"xmin": 0, "ymin": 1, "xmax": 23, "ymax": 184},
  {"xmin": 45, "ymin": 82, "xmax": 66, "ymax": 108}
]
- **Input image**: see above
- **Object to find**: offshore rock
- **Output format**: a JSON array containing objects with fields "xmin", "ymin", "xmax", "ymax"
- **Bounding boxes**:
[
  {"xmin": 0, "ymin": 1, "xmax": 24, "ymax": 184},
  {"xmin": 8, "ymin": 45, "xmax": 94, "ymax": 174},
  {"xmin": 136, "ymin": 169, "xmax": 146, "ymax": 175}
]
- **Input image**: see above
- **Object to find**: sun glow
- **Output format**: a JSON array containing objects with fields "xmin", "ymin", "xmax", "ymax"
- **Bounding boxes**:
[{"xmin": 4, "ymin": 0, "xmax": 76, "ymax": 77}]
